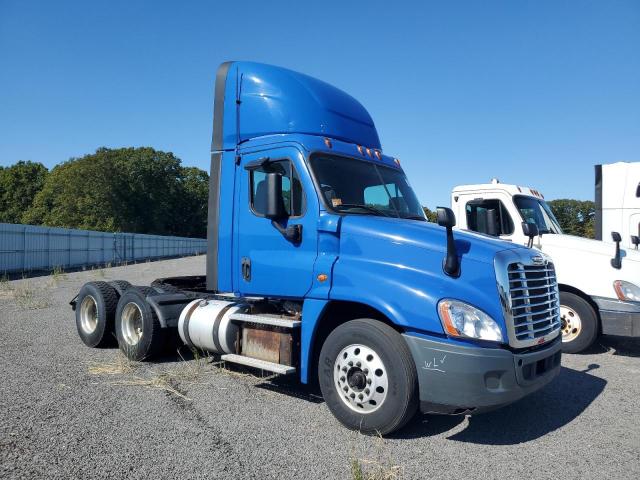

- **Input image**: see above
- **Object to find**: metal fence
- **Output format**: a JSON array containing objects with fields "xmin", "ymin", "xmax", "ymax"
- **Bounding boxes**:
[{"xmin": 0, "ymin": 223, "xmax": 207, "ymax": 274}]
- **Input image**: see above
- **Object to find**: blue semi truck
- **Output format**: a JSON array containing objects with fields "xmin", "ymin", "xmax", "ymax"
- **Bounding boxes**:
[{"xmin": 71, "ymin": 62, "xmax": 562, "ymax": 434}]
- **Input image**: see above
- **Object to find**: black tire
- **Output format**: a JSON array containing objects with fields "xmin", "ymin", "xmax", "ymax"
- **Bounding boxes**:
[
  {"xmin": 115, "ymin": 287, "xmax": 165, "ymax": 361},
  {"xmin": 108, "ymin": 280, "xmax": 132, "ymax": 296},
  {"xmin": 75, "ymin": 281, "xmax": 118, "ymax": 347},
  {"xmin": 560, "ymin": 291, "xmax": 599, "ymax": 353},
  {"xmin": 318, "ymin": 319, "xmax": 418, "ymax": 435}
]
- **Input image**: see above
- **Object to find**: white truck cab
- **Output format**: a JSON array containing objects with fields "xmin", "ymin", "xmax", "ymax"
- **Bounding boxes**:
[
  {"xmin": 595, "ymin": 162, "xmax": 640, "ymax": 249},
  {"xmin": 452, "ymin": 179, "xmax": 640, "ymax": 352}
]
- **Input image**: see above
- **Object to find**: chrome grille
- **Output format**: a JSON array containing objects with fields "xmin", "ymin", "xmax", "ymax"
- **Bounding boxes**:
[{"xmin": 507, "ymin": 262, "xmax": 561, "ymax": 344}]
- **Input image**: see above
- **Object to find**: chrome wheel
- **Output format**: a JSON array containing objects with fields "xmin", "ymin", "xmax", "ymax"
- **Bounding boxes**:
[
  {"xmin": 334, "ymin": 344, "xmax": 388, "ymax": 414},
  {"xmin": 561, "ymin": 305, "xmax": 582, "ymax": 342},
  {"xmin": 79, "ymin": 295, "xmax": 98, "ymax": 334},
  {"xmin": 121, "ymin": 302, "xmax": 144, "ymax": 346}
]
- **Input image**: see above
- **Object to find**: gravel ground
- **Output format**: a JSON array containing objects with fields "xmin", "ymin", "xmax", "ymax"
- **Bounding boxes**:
[{"xmin": 0, "ymin": 256, "xmax": 639, "ymax": 479}]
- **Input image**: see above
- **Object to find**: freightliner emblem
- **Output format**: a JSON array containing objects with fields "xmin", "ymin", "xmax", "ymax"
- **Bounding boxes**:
[{"xmin": 531, "ymin": 255, "xmax": 545, "ymax": 265}]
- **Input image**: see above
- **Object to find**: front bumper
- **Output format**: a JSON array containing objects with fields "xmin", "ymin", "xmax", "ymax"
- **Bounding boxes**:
[
  {"xmin": 402, "ymin": 334, "xmax": 561, "ymax": 414},
  {"xmin": 594, "ymin": 297, "xmax": 640, "ymax": 337}
]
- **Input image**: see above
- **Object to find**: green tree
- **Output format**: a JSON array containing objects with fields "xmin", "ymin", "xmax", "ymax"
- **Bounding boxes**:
[
  {"xmin": 0, "ymin": 161, "xmax": 48, "ymax": 224},
  {"xmin": 24, "ymin": 147, "xmax": 208, "ymax": 237},
  {"xmin": 174, "ymin": 166, "xmax": 209, "ymax": 238},
  {"xmin": 547, "ymin": 199, "xmax": 595, "ymax": 238},
  {"xmin": 422, "ymin": 206, "xmax": 437, "ymax": 222}
]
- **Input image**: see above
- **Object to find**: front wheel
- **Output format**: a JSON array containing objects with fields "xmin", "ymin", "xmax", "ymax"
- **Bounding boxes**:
[
  {"xmin": 560, "ymin": 291, "xmax": 599, "ymax": 353},
  {"xmin": 318, "ymin": 319, "xmax": 418, "ymax": 435}
]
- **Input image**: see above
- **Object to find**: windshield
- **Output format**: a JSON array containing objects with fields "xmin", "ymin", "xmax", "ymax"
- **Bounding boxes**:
[
  {"xmin": 309, "ymin": 154, "xmax": 425, "ymax": 220},
  {"xmin": 513, "ymin": 195, "xmax": 563, "ymax": 234}
]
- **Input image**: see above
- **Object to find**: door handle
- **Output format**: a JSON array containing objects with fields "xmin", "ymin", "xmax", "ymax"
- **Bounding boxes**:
[{"xmin": 241, "ymin": 257, "xmax": 251, "ymax": 281}]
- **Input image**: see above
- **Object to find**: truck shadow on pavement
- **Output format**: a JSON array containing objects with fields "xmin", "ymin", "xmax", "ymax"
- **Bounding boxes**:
[
  {"xmin": 586, "ymin": 336, "xmax": 640, "ymax": 358},
  {"xmin": 395, "ymin": 365, "xmax": 606, "ymax": 444}
]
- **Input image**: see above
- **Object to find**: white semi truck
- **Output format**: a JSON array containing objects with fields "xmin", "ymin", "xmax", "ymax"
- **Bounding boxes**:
[
  {"xmin": 595, "ymin": 162, "xmax": 640, "ymax": 250},
  {"xmin": 451, "ymin": 179, "xmax": 640, "ymax": 353}
]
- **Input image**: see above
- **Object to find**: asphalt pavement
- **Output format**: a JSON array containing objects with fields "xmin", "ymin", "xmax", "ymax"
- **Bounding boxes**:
[{"xmin": 1, "ymin": 256, "xmax": 638, "ymax": 479}]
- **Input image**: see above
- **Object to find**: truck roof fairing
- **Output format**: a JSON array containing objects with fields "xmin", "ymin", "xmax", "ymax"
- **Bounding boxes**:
[
  {"xmin": 211, "ymin": 61, "xmax": 381, "ymax": 152},
  {"xmin": 452, "ymin": 182, "xmax": 546, "ymax": 200}
]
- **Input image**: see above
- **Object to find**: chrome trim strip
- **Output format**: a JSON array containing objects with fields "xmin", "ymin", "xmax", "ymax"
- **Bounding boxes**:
[
  {"xmin": 512, "ymin": 298, "xmax": 557, "ymax": 310},
  {"xmin": 513, "ymin": 305, "xmax": 559, "ymax": 319}
]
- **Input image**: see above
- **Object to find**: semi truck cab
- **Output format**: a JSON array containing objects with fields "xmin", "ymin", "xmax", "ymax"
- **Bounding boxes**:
[
  {"xmin": 452, "ymin": 180, "xmax": 640, "ymax": 353},
  {"xmin": 71, "ymin": 63, "xmax": 562, "ymax": 435},
  {"xmin": 595, "ymin": 161, "xmax": 640, "ymax": 249}
]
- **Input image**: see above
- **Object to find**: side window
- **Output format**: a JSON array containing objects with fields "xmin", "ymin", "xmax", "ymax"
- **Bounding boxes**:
[
  {"xmin": 250, "ymin": 160, "xmax": 305, "ymax": 217},
  {"xmin": 466, "ymin": 199, "xmax": 514, "ymax": 236}
]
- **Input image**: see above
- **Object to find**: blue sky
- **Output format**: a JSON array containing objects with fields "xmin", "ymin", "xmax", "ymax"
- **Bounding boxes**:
[{"xmin": 1, "ymin": 0, "xmax": 638, "ymax": 208}]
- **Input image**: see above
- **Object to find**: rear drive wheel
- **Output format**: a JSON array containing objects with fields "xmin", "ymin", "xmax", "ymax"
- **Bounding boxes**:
[
  {"xmin": 108, "ymin": 280, "xmax": 132, "ymax": 296},
  {"xmin": 115, "ymin": 287, "xmax": 165, "ymax": 361},
  {"xmin": 319, "ymin": 319, "xmax": 418, "ymax": 435},
  {"xmin": 560, "ymin": 291, "xmax": 598, "ymax": 353},
  {"xmin": 75, "ymin": 281, "xmax": 118, "ymax": 347}
]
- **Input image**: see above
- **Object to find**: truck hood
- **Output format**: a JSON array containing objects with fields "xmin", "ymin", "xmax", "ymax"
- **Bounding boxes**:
[
  {"xmin": 331, "ymin": 215, "xmax": 531, "ymax": 338},
  {"xmin": 339, "ymin": 216, "xmax": 522, "ymax": 264},
  {"xmin": 539, "ymin": 234, "xmax": 640, "ymax": 263}
]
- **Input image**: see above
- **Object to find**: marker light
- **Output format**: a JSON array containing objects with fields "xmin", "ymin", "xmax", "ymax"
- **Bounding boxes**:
[
  {"xmin": 374, "ymin": 150, "xmax": 382, "ymax": 160},
  {"xmin": 324, "ymin": 137, "xmax": 332, "ymax": 149},
  {"xmin": 613, "ymin": 280, "xmax": 640, "ymax": 302},
  {"xmin": 394, "ymin": 158, "xmax": 401, "ymax": 166},
  {"xmin": 365, "ymin": 148, "xmax": 372, "ymax": 157},
  {"xmin": 357, "ymin": 145, "xmax": 364, "ymax": 155},
  {"xmin": 438, "ymin": 299, "xmax": 503, "ymax": 342}
]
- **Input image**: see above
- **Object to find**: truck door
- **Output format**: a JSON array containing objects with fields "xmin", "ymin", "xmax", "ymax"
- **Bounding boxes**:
[{"xmin": 235, "ymin": 149, "xmax": 317, "ymax": 297}]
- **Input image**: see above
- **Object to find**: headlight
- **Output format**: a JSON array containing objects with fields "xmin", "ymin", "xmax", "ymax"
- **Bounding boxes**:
[
  {"xmin": 437, "ymin": 299, "xmax": 503, "ymax": 342},
  {"xmin": 613, "ymin": 280, "xmax": 640, "ymax": 302}
]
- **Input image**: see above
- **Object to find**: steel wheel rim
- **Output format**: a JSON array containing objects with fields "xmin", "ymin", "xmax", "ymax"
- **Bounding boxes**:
[
  {"xmin": 121, "ymin": 302, "xmax": 144, "ymax": 346},
  {"xmin": 333, "ymin": 344, "xmax": 388, "ymax": 414},
  {"xmin": 80, "ymin": 295, "xmax": 98, "ymax": 334},
  {"xmin": 560, "ymin": 305, "xmax": 582, "ymax": 342}
]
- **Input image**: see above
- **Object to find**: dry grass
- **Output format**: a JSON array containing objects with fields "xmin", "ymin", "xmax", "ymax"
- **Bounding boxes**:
[
  {"xmin": 88, "ymin": 353, "xmax": 189, "ymax": 398},
  {"xmin": 1, "ymin": 278, "xmax": 51, "ymax": 309},
  {"xmin": 88, "ymin": 354, "xmax": 136, "ymax": 376},
  {"xmin": 87, "ymin": 348, "xmax": 217, "ymax": 400},
  {"xmin": 110, "ymin": 374, "xmax": 190, "ymax": 400},
  {"xmin": 89, "ymin": 264, "xmax": 108, "ymax": 279},
  {"xmin": 0, "ymin": 275, "xmax": 10, "ymax": 297},
  {"xmin": 350, "ymin": 433, "xmax": 403, "ymax": 480},
  {"xmin": 350, "ymin": 458, "xmax": 402, "ymax": 480},
  {"xmin": 47, "ymin": 265, "xmax": 68, "ymax": 287}
]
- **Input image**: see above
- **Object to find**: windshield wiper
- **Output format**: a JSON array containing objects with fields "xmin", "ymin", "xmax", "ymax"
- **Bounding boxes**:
[
  {"xmin": 400, "ymin": 214, "xmax": 426, "ymax": 221},
  {"xmin": 335, "ymin": 203, "xmax": 392, "ymax": 217}
]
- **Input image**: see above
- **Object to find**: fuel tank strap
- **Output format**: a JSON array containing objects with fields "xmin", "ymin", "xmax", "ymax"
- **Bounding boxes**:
[
  {"xmin": 212, "ymin": 303, "xmax": 235, "ymax": 353},
  {"xmin": 181, "ymin": 301, "xmax": 200, "ymax": 349}
]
